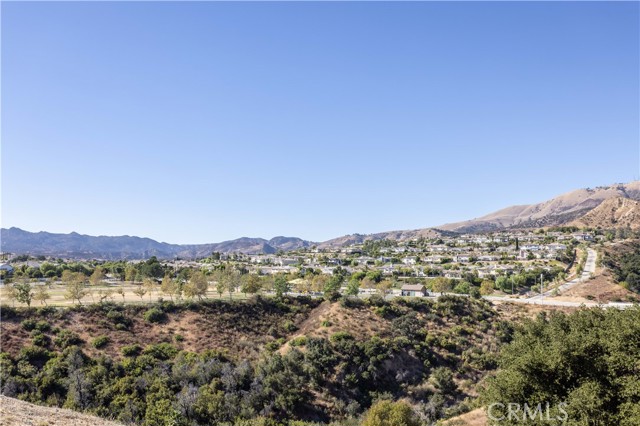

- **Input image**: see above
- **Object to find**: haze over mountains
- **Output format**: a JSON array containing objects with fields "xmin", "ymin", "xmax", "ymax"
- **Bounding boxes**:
[{"xmin": 2, "ymin": 182, "xmax": 639, "ymax": 259}]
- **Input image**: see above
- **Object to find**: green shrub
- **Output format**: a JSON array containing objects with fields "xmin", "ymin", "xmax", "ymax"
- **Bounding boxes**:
[
  {"xmin": 321, "ymin": 320, "xmax": 332, "ymax": 327},
  {"xmin": 362, "ymin": 400, "xmax": 420, "ymax": 426},
  {"xmin": 34, "ymin": 320, "xmax": 51, "ymax": 332},
  {"xmin": 430, "ymin": 366, "xmax": 457, "ymax": 394},
  {"xmin": 330, "ymin": 331, "xmax": 353, "ymax": 343},
  {"xmin": 142, "ymin": 342, "xmax": 178, "ymax": 360},
  {"xmin": 174, "ymin": 334, "xmax": 185, "ymax": 342},
  {"xmin": 54, "ymin": 330, "xmax": 82, "ymax": 349},
  {"xmin": 143, "ymin": 307, "xmax": 167, "ymax": 323},
  {"xmin": 289, "ymin": 336, "xmax": 307, "ymax": 347},
  {"xmin": 469, "ymin": 287, "xmax": 481, "ymax": 299},
  {"xmin": 92, "ymin": 335, "xmax": 109, "ymax": 349},
  {"xmin": 366, "ymin": 294, "xmax": 387, "ymax": 307},
  {"xmin": 265, "ymin": 338, "xmax": 285, "ymax": 352},
  {"xmin": 481, "ymin": 308, "xmax": 640, "ymax": 425},
  {"xmin": 21, "ymin": 319, "xmax": 38, "ymax": 331},
  {"xmin": 340, "ymin": 297, "xmax": 365, "ymax": 308},
  {"xmin": 107, "ymin": 309, "xmax": 132, "ymax": 328},
  {"xmin": 282, "ymin": 320, "xmax": 298, "ymax": 333},
  {"xmin": 31, "ymin": 332, "xmax": 49, "ymax": 347},
  {"xmin": 121, "ymin": 344, "xmax": 142, "ymax": 357}
]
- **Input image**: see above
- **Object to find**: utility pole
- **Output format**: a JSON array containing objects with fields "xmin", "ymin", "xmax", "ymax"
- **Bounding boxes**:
[{"xmin": 540, "ymin": 273, "xmax": 544, "ymax": 302}]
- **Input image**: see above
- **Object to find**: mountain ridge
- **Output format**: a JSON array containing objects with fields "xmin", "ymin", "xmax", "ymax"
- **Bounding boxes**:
[
  {"xmin": 2, "ymin": 181, "xmax": 638, "ymax": 259},
  {"xmin": 439, "ymin": 181, "xmax": 640, "ymax": 233}
]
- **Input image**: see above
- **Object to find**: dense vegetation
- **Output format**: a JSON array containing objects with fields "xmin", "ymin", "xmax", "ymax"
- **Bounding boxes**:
[
  {"xmin": 481, "ymin": 307, "xmax": 640, "ymax": 426},
  {"xmin": 0, "ymin": 296, "xmax": 510, "ymax": 425},
  {"xmin": 603, "ymin": 240, "xmax": 640, "ymax": 292}
]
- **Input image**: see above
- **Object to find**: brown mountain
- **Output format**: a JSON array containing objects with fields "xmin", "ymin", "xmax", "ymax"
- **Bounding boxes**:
[
  {"xmin": 570, "ymin": 197, "xmax": 640, "ymax": 230},
  {"xmin": 439, "ymin": 182, "xmax": 640, "ymax": 233}
]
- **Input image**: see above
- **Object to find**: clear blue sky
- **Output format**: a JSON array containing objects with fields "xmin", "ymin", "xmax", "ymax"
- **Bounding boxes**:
[{"xmin": 2, "ymin": 1, "xmax": 639, "ymax": 244}]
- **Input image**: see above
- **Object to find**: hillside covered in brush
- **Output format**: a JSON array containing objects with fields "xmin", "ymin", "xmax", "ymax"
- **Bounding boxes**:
[{"xmin": 0, "ymin": 296, "xmax": 511, "ymax": 425}]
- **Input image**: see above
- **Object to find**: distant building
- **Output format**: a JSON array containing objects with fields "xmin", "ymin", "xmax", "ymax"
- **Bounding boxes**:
[{"xmin": 400, "ymin": 284, "xmax": 427, "ymax": 297}]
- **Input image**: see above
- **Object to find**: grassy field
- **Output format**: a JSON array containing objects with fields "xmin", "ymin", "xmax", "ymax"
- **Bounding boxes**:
[{"xmin": 0, "ymin": 281, "xmax": 254, "ymax": 307}]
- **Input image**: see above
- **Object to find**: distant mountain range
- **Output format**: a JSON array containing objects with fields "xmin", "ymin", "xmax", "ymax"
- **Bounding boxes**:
[
  {"xmin": 2, "ymin": 181, "xmax": 638, "ymax": 259},
  {"xmin": 0, "ymin": 229, "xmax": 312, "ymax": 260}
]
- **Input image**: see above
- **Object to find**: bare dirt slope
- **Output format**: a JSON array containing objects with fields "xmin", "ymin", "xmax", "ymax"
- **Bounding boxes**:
[
  {"xmin": 441, "ymin": 408, "xmax": 487, "ymax": 426},
  {"xmin": 560, "ymin": 268, "xmax": 638, "ymax": 303},
  {"xmin": 570, "ymin": 197, "xmax": 640, "ymax": 230},
  {"xmin": 0, "ymin": 396, "xmax": 123, "ymax": 426}
]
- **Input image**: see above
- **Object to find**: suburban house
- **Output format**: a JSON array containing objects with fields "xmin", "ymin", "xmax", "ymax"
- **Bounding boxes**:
[{"xmin": 401, "ymin": 284, "xmax": 428, "ymax": 297}]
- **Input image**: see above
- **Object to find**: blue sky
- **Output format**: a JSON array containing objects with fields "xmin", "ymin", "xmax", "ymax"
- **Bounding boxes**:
[{"xmin": 2, "ymin": 2, "xmax": 639, "ymax": 244}]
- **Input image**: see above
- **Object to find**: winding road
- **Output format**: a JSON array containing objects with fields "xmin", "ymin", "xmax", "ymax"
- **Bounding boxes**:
[{"xmin": 529, "ymin": 248, "xmax": 597, "ymax": 300}]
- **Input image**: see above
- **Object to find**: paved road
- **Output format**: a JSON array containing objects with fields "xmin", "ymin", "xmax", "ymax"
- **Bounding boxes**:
[
  {"xmin": 484, "ymin": 295, "xmax": 634, "ymax": 309},
  {"xmin": 483, "ymin": 248, "xmax": 638, "ymax": 308},
  {"xmin": 529, "ymin": 248, "xmax": 597, "ymax": 300}
]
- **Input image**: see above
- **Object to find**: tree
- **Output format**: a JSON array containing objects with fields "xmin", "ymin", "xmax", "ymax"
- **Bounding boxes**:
[
  {"xmin": 160, "ymin": 274, "xmax": 177, "ymax": 301},
  {"xmin": 143, "ymin": 278, "xmax": 157, "ymax": 302},
  {"xmin": 114, "ymin": 287, "xmax": 126, "ymax": 303},
  {"xmin": 481, "ymin": 309, "xmax": 640, "ymax": 426},
  {"xmin": 376, "ymin": 279, "xmax": 393, "ymax": 297},
  {"xmin": 311, "ymin": 275, "xmax": 328, "ymax": 293},
  {"xmin": 240, "ymin": 274, "xmax": 262, "ymax": 296},
  {"xmin": 125, "ymin": 265, "xmax": 138, "ymax": 283},
  {"xmin": 220, "ymin": 269, "xmax": 240, "ymax": 300},
  {"xmin": 430, "ymin": 277, "xmax": 452, "ymax": 293},
  {"xmin": 139, "ymin": 256, "xmax": 165, "ymax": 279},
  {"xmin": 184, "ymin": 271, "xmax": 208, "ymax": 300},
  {"xmin": 15, "ymin": 280, "xmax": 33, "ymax": 307},
  {"xmin": 132, "ymin": 286, "xmax": 147, "ymax": 301},
  {"xmin": 273, "ymin": 275, "xmax": 290, "ymax": 299},
  {"xmin": 4, "ymin": 284, "xmax": 18, "ymax": 307},
  {"xmin": 214, "ymin": 271, "xmax": 226, "ymax": 298},
  {"xmin": 64, "ymin": 273, "xmax": 88, "ymax": 305},
  {"xmin": 323, "ymin": 274, "xmax": 343, "ymax": 300},
  {"xmin": 345, "ymin": 278, "xmax": 360, "ymax": 297},
  {"xmin": 96, "ymin": 289, "xmax": 114, "ymax": 304},
  {"xmin": 33, "ymin": 285, "xmax": 50, "ymax": 306},
  {"xmin": 480, "ymin": 280, "xmax": 495, "ymax": 295},
  {"xmin": 89, "ymin": 266, "xmax": 105, "ymax": 286},
  {"xmin": 362, "ymin": 400, "xmax": 420, "ymax": 426}
]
